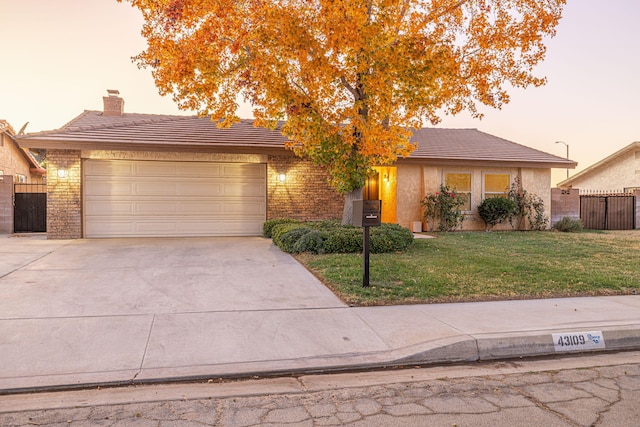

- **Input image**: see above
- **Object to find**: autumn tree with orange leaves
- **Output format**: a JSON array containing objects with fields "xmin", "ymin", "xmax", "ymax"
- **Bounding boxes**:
[{"xmin": 122, "ymin": 0, "xmax": 565, "ymax": 223}]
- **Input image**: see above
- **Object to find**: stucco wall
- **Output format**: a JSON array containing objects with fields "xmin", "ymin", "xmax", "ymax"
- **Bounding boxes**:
[
  {"xmin": 396, "ymin": 164, "xmax": 424, "ymax": 230},
  {"xmin": 565, "ymin": 150, "xmax": 640, "ymax": 191},
  {"xmin": 398, "ymin": 164, "xmax": 553, "ymax": 232}
]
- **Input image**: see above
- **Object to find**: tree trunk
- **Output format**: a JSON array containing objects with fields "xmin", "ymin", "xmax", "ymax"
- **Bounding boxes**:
[{"xmin": 342, "ymin": 187, "xmax": 364, "ymax": 225}]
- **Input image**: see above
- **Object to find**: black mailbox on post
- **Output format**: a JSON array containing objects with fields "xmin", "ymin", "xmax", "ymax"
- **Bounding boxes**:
[{"xmin": 353, "ymin": 200, "xmax": 382, "ymax": 227}]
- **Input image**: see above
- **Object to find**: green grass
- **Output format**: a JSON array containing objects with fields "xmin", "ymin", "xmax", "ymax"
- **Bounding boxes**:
[{"xmin": 295, "ymin": 230, "xmax": 640, "ymax": 306}]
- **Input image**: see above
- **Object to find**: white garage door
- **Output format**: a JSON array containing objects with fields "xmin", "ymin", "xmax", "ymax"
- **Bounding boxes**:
[{"xmin": 84, "ymin": 159, "xmax": 266, "ymax": 238}]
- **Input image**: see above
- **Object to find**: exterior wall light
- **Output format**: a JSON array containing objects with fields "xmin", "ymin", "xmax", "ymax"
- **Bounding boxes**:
[
  {"xmin": 57, "ymin": 169, "xmax": 68, "ymax": 178},
  {"xmin": 278, "ymin": 173, "xmax": 286, "ymax": 183}
]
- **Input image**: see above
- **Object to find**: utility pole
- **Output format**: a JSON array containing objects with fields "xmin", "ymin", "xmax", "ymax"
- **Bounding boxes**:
[{"xmin": 555, "ymin": 141, "xmax": 569, "ymax": 179}]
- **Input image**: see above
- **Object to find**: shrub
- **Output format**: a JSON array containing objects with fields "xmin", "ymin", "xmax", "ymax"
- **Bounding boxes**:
[
  {"xmin": 477, "ymin": 197, "xmax": 516, "ymax": 231},
  {"xmin": 263, "ymin": 218, "xmax": 300, "ymax": 238},
  {"xmin": 293, "ymin": 230, "xmax": 327, "ymax": 254},
  {"xmin": 306, "ymin": 219, "xmax": 342, "ymax": 231},
  {"xmin": 525, "ymin": 194, "xmax": 549, "ymax": 231},
  {"xmin": 370, "ymin": 223, "xmax": 414, "ymax": 253},
  {"xmin": 421, "ymin": 184, "xmax": 466, "ymax": 231},
  {"xmin": 277, "ymin": 227, "xmax": 314, "ymax": 253},
  {"xmin": 507, "ymin": 178, "xmax": 549, "ymax": 231},
  {"xmin": 268, "ymin": 220, "xmax": 414, "ymax": 254},
  {"xmin": 322, "ymin": 227, "xmax": 363, "ymax": 253},
  {"xmin": 553, "ymin": 216, "xmax": 584, "ymax": 232},
  {"xmin": 271, "ymin": 222, "xmax": 306, "ymax": 247}
]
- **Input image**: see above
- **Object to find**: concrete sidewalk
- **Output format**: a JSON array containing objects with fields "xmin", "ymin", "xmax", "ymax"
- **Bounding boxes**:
[{"xmin": 1, "ymin": 235, "xmax": 639, "ymax": 394}]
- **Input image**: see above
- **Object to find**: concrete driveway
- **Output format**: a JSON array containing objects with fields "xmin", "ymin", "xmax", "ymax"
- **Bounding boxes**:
[
  {"xmin": 0, "ymin": 235, "xmax": 365, "ymax": 391},
  {"xmin": 0, "ymin": 236, "xmax": 344, "ymax": 318}
]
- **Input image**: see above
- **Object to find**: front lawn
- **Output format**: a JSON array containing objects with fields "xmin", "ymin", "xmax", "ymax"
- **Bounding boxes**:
[{"xmin": 295, "ymin": 230, "xmax": 640, "ymax": 306}]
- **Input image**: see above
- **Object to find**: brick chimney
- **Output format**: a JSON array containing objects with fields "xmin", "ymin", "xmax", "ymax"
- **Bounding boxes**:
[{"xmin": 102, "ymin": 89, "xmax": 124, "ymax": 116}]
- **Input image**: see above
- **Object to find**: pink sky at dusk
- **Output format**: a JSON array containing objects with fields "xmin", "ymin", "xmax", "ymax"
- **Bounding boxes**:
[{"xmin": 1, "ymin": 0, "xmax": 639, "ymax": 186}]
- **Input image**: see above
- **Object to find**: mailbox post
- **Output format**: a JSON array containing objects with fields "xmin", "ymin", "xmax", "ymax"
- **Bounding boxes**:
[{"xmin": 353, "ymin": 200, "xmax": 382, "ymax": 287}]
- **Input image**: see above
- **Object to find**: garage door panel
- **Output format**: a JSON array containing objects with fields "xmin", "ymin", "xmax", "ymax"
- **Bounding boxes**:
[
  {"xmin": 84, "ymin": 160, "xmax": 266, "ymax": 237},
  {"xmin": 132, "ymin": 182, "xmax": 180, "ymax": 196},
  {"xmin": 85, "ymin": 218, "xmax": 263, "ymax": 237},
  {"xmin": 84, "ymin": 180, "xmax": 135, "ymax": 196},
  {"xmin": 220, "ymin": 163, "xmax": 265, "ymax": 178},
  {"xmin": 176, "ymin": 163, "xmax": 223, "ymax": 177},
  {"xmin": 135, "ymin": 162, "xmax": 181, "ymax": 177},
  {"xmin": 85, "ymin": 220, "xmax": 135, "ymax": 236},
  {"xmin": 86, "ymin": 161, "xmax": 136, "ymax": 176},
  {"xmin": 84, "ymin": 200, "xmax": 136, "ymax": 216}
]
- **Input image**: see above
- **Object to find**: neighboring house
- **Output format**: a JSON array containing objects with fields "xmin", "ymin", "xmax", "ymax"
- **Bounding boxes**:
[
  {"xmin": 17, "ymin": 91, "xmax": 575, "ymax": 239},
  {"xmin": 0, "ymin": 120, "xmax": 46, "ymax": 183},
  {"xmin": 557, "ymin": 141, "xmax": 640, "ymax": 192},
  {"xmin": 0, "ymin": 120, "xmax": 47, "ymax": 234}
]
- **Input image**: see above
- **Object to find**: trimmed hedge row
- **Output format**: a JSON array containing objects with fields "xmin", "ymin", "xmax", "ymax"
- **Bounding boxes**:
[{"xmin": 263, "ymin": 219, "xmax": 414, "ymax": 254}]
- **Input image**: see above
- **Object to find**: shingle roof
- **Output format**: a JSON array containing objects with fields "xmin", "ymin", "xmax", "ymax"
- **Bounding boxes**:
[
  {"xmin": 409, "ymin": 127, "xmax": 574, "ymax": 165},
  {"xmin": 17, "ymin": 111, "xmax": 575, "ymax": 168},
  {"xmin": 22, "ymin": 111, "xmax": 287, "ymax": 148}
]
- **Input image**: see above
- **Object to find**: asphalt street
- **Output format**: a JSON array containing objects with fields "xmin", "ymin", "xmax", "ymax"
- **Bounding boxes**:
[{"xmin": 1, "ymin": 351, "xmax": 639, "ymax": 426}]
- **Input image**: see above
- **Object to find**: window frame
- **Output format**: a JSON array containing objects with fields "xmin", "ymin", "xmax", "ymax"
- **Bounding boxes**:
[
  {"xmin": 482, "ymin": 172, "xmax": 511, "ymax": 199},
  {"xmin": 444, "ymin": 171, "xmax": 473, "ymax": 212}
]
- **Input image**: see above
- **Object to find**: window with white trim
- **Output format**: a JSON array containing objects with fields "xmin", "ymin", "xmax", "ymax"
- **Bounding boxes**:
[
  {"xmin": 445, "ymin": 172, "xmax": 472, "ymax": 211},
  {"xmin": 483, "ymin": 173, "xmax": 510, "ymax": 198},
  {"xmin": 15, "ymin": 174, "xmax": 26, "ymax": 183}
]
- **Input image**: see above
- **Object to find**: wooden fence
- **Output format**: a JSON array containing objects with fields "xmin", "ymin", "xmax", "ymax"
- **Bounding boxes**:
[{"xmin": 579, "ymin": 191, "xmax": 635, "ymax": 230}]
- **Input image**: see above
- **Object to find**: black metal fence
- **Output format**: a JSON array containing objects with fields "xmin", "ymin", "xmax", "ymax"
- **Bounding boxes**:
[
  {"xmin": 580, "ymin": 191, "xmax": 635, "ymax": 230},
  {"xmin": 14, "ymin": 183, "xmax": 47, "ymax": 233}
]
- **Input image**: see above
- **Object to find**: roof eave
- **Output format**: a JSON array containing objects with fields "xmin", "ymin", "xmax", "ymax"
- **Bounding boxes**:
[
  {"xmin": 15, "ymin": 138, "xmax": 290, "ymax": 155},
  {"xmin": 398, "ymin": 157, "xmax": 577, "ymax": 169}
]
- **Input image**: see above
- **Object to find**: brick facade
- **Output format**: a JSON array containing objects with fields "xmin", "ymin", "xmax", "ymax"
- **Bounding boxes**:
[
  {"xmin": 46, "ymin": 150, "xmax": 82, "ymax": 239},
  {"xmin": 44, "ymin": 150, "xmax": 343, "ymax": 239},
  {"xmin": 267, "ymin": 154, "xmax": 344, "ymax": 221}
]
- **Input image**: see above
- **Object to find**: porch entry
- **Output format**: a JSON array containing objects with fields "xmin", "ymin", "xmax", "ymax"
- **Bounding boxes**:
[
  {"xmin": 580, "ymin": 191, "xmax": 635, "ymax": 230},
  {"xmin": 14, "ymin": 183, "xmax": 47, "ymax": 233},
  {"xmin": 363, "ymin": 166, "xmax": 397, "ymax": 224}
]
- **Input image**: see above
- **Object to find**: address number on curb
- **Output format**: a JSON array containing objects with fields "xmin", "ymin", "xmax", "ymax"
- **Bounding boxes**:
[{"xmin": 552, "ymin": 331, "xmax": 606, "ymax": 352}]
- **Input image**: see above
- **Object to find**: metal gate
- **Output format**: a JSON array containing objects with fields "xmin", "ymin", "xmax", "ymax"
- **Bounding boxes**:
[
  {"xmin": 580, "ymin": 192, "xmax": 635, "ymax": 230},
  {"xmin": 14, "ymin": 183, "xmax": 47, "ymax": 233}
]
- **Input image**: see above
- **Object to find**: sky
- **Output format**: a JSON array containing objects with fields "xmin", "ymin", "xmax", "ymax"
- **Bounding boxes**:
[{"xmin": 1, "ymin": 0, "xmax": 639, "ymax": 186}]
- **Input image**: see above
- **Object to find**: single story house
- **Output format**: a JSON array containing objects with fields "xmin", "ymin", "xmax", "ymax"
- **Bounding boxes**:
[
  {"xmin": 17, "ymin": 91, "xmax": 576, "ymax": 239},
  {"xmin": 558, "ymin": 141, "xmax": 640, "ymax": 193}
]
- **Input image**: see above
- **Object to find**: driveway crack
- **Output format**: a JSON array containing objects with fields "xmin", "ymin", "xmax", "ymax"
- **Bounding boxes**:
[{"xmin": 133, "ymin": 314, "xmax": 156, "ymax": 381}]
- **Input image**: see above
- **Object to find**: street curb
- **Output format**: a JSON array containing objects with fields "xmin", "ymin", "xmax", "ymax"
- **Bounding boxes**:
[
  {"xmin": 473, "ymin": 325, "xmax": 640, "ymax": 361},
  {"xmin": 2, "ymin": 326, "xmax": 640, "ymax": 396}
]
